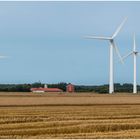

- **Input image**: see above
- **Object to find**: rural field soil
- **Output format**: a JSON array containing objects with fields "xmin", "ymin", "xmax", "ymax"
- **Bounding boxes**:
[
  {"xmin": 0, "ymin": 92, "xmax": 139, "ymax": 106},
  {"xmin": 0, "ymin": 92, "xmax": 139, "ymax": 138}
]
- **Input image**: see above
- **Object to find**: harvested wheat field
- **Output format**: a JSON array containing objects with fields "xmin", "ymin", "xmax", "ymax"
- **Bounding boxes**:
[{"xmin": 0, "ymin": 92, "xmax": 140, "ymax": 138}]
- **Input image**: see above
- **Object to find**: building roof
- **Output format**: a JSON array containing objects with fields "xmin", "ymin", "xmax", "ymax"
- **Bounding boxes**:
[
  {"xmin": 67, "ymin": 84, "xmax": 74, "ymax": 87},
  {"xmin": 30, "ymin": 87, "xmax": 63, "ymax": 92}
]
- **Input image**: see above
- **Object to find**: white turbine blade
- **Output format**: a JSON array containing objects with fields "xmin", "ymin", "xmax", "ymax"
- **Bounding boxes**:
[
  {"xmin": 112, "ymin": 17, "xmax": 127, "ymax": 39},
  {"xmin": 137, "ymin": 52, "xmax": 140, "ymax": 56},
  {"xmin": 0, "ymin": 55, "xmax": 8, "ymax": 58},
  {"xmin": 133, "ymin": 33, "xmax": 136, "ymax": 51},
  {"xmin": 122, "ymin": 52, "xmax": 133, "ymax": 60},
  {"xmin": 112, "ymin": 41, "xmax": 123, "ymax": 63},
  {"xmin": 85, "ymin": 36, "xmax": 111, "ymax": 40}
]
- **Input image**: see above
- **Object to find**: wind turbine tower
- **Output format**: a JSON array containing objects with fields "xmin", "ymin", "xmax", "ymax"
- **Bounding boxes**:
[
  {"xmin": 122, "ymin": 33, "xmax": 139, "ymax": 94},
  {"xmin": 85, "ymin": 18, "xmax": 127, "ymax": 94}
]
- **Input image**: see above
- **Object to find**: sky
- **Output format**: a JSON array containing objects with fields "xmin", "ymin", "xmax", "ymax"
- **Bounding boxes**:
[{"xmin": 0, "ymin": 1, "xmax": 140, "ymax": 85}]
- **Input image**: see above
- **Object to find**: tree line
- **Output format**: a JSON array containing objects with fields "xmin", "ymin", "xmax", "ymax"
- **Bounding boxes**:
[{"xmin": 0, "ymin": 82, "xmax": 139, "ymax": 93}]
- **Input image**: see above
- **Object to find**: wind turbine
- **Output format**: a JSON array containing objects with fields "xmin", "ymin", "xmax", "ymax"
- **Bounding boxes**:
[
  {"xmin": 85, "ymin": 18, "xmax": 127, "ymax": 94},
  {"xmin": 122, "ymin": 34, "xmax": 139, "ymax": 94}
]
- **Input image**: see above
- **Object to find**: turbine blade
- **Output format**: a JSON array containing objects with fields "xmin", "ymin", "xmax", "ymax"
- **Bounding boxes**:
[
  {"xmin": 133, "ymin": 33, "xmax": 136, "ymax": 51},
  {"xmin": 112, "ymin": 17, "xmax": 127, "ymax": 39},
  {"xmin": 112, "ymin": 41, "xmax": 123, "ymax": 63},
  {"xmin": 0, "ymin": 55, "xmax": 8, "ymax": 58},
  {"xmin": 137, "ymin": 52, "xmax": 140, "ymax": 56},
  {"xmin": 122, "ymin": 52, "xmax": 133, "ymax": 60},
  {"xmin": 84, "ymin": 36, "xmax": 111, "ymax": 40}
]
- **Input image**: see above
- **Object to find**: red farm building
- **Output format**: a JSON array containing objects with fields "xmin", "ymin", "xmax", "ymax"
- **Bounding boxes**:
[
  {"xmin": 30, "ymin": 85, "xmax": 63, "ymax": 93},
  {"xmin": 66, "ymin": 83, "xmax": 75, "ymax": 93}
]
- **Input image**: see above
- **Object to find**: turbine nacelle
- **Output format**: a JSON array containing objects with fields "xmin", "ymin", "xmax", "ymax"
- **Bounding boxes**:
[
  {"xmin": 110, "ymin": 39, "xmax": 114, "ymax": 43},
  {"xmin": 134, "ymin": 51, "xmax": 138, "ymax": 55}
]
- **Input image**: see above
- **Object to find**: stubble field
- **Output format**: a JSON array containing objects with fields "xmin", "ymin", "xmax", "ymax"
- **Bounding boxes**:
[{"xmin": 0, "ymin": 92, "xmax": 140, "ymax": 138}]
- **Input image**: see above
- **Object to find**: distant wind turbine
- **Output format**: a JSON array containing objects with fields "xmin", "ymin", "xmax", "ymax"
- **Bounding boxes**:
[
  {"xmin": 122, "ymin": 33, "xmax": 139, "ymax": 94},
  {"xmin": 85, "ymin": 17, "xmax": 127, "ymax": 94},
  {"xmin": 0, "ymin": 55, "xmax": 8, "ymax": 59}
]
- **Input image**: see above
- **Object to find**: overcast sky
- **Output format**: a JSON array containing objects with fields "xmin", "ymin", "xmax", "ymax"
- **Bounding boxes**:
[{"xmin": 0, "ymin": 1, "xmax": 140, "ymax": 85}]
